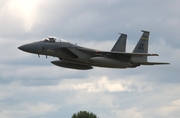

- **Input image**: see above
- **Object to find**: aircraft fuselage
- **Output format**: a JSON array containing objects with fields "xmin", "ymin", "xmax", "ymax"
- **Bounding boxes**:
[
  {"xmin": 19, "ymin": 41, "xmax": 134, "ymax": 69},
  {"xmin": 18, "ymin": 31, "xmax": 169, "ymax": 70}
]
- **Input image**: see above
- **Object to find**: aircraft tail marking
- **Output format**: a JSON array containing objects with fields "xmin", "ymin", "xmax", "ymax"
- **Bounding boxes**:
[{"xmin": 132, "ymin": 30, "xmax": 150, "ymax": 62}]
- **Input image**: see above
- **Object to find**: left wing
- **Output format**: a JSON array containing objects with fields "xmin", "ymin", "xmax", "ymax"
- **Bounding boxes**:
[
  {"xmin": 94, "ymin": 51, "xmax": 158, "ymax": 57},
  {"xmin": 77, "ymin": 48, "xmax": 158, "ymax": 57}
]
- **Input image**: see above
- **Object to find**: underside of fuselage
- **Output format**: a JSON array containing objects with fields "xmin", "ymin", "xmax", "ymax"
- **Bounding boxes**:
[{"xmin": 53, "ymin": 57, "xmax": 138, "ymax": 69}]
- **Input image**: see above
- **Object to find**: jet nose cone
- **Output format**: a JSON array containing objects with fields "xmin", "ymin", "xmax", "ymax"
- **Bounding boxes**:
[
  {"xmin": 18, "ymin": 43, "xmax": 37, "ymax": 53},
  {"xmin": 18, "ymin": 45, "xmax": 25, "ymax": 50}
]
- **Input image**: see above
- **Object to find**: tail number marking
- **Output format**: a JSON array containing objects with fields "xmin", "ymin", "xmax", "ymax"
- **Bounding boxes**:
[{"xmin": 138, "ymin": 44, "xmax": 144, "ymax": 50}]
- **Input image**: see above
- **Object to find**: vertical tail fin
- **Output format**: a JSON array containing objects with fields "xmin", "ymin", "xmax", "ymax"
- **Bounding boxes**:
[
  {"xmin": 111, "ymin": 33, "xmax": 127, "ymax": 52},
  {"xmin": 132, "ymin": 30, "xmax": 150, "ymax": 62}
]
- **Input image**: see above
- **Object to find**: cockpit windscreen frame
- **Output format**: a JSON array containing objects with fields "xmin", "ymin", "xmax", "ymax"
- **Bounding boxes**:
[{"xmin": 42, "ymin": 36, "xmax": 68, "ymax": 43}]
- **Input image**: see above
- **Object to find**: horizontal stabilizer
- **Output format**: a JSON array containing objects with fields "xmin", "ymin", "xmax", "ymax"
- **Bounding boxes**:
[{"xmin": 136, "ymin": 62, "xmax": 170, "ymax": 65}]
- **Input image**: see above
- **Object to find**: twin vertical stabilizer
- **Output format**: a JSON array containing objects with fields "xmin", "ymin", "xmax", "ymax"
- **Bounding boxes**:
[
  {"xmin": 111, "ymin": 33, "xmax": 127, "ymax": 52},
  {"xmin": 132, "ymin": 30, "xmax": 150, "ymax": 62},
  {"xmin": 111, "ymin": 30, "xmax": 150, "ymax": 62}
]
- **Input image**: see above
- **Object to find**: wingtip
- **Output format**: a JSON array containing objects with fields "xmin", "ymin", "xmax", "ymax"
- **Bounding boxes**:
[
  {"xmin": 152, "ymin": 54, "xmax": 159, "ymax": 56},
  {"xmin": 149, "ymin": 54, "xmax": 159, "ymax": 56}
]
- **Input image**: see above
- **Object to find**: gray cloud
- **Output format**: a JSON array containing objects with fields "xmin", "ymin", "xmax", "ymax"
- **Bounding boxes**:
[{"xmin": 0, "ymin": 0, "xmax": 180, "ymax": 118}]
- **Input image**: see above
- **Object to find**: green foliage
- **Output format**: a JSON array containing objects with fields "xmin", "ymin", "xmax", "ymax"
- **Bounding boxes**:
[{"xmin": 71, "ymin": 111, "xmax": 98, "ymax": 118}]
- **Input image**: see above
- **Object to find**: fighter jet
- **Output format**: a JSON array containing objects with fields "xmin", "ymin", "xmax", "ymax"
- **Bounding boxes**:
[{"xmin": 18, "ymin": 30, "xmax": 169, "ymax": 70}]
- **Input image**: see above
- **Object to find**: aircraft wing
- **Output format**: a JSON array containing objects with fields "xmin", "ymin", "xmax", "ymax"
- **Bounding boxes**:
[
  {"xmin": 60, "ymin": 47, "xmax": 78, "ymax": 58},
  {"xmin": 94, "ymin": 51, "xmax": 159, "ymax": 57},
  {"xmin": 99, "ymin": 51, "xmax": 170, "ymax": 65},
  {"xmin": 77, "ymin": 48, "xmax": 158, "ymax": 57}
]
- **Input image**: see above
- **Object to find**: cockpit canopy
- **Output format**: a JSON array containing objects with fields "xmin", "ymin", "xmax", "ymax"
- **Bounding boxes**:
[{"xmin": 42, "ymin": 36, "xmax": 68, "ymax": 43}]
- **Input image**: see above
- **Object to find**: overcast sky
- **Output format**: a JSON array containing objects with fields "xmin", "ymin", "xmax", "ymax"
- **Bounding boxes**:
[{"xmin": 0, "ymin": 0, "xmax": 180, "ymax": 118}]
